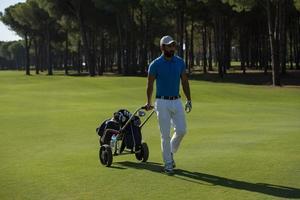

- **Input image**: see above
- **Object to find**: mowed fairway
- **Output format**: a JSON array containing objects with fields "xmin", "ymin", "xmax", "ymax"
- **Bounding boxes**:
[{"xmin": 0, "ymin": 71, "xmax": 300, "ymax": 200}]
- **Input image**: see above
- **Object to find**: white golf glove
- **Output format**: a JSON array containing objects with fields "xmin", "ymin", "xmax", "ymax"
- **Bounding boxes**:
[{"xmin": 185, "ymin": 100, "xmax": 192, "ymax": 113}]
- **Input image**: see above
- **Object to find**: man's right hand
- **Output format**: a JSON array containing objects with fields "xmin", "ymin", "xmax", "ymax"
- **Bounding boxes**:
[{"xmin": 144, "ymin": 103, "xmax": 154, "ymax": 111}]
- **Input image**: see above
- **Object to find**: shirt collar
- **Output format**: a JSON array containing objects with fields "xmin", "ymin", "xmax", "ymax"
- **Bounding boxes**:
[{"xmin": 160, "ymin": 54, "xmax": 175, "ymax": 62}]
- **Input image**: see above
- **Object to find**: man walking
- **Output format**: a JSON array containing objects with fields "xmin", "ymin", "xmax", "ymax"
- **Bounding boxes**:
[{"xmin": 145, "ymin": 35, "xmax": 192, "ymax": 174}]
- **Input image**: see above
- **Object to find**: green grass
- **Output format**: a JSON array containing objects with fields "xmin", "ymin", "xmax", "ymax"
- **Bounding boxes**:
[{"xmin": 1, "ymin": 71, "xmax": 300, "ymax": 200}]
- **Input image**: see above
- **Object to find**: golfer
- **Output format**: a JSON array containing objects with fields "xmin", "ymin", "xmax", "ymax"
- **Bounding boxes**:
[{"xmin": 145, "ymin": 35, "xmax": 192, "ymax": 174}]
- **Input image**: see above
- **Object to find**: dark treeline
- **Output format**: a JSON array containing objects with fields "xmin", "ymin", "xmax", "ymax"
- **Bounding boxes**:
[{"xmin": 0, "ymin": 0, "xmax": 300, "ymax": 86}]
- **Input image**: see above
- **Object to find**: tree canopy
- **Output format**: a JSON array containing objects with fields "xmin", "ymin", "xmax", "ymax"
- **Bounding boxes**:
[{"xmin": 1, "ymin": 0, "xmax": 299, "ymax": 85}]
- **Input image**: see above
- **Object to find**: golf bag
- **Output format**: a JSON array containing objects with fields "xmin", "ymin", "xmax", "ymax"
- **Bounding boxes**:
[
  {"xmin": 96, "ymin": 109, "xmax": 142, "ymax": 151},
  {"xmin": 96, "ymin": 107, "xmax": 153, "ymax": 167}
]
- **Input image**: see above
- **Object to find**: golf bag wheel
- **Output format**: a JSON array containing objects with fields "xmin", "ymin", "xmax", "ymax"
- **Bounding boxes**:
[
  {"xmin": 135, "ymin": 142, "xmax": 149, "ymax": 162},
  {"xmin": 99, "ymin": 144, "xmax": 113, "ymax": 167}
]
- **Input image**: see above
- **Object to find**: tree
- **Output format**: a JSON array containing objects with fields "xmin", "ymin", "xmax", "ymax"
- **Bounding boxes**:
[
  {"xmin": 8, "ymin": 41, "xmax": 25, "ymax": 70},
  {"xmin": 224, "ymin": 0, "xmax": 286, "ymax": 86},
  {"xmin": 45, "ymin": 0, "xmax": 99, "ymax": 76},
  {"xmin": 1, "ymin": 3, "xmax": 33, "ymax": 75},
  {"xmin": 1, "ymin": 0, "xmax": 299, "ymax": 82},
  {"xmin": 295, "ymin": 0, "xmax": 300, "ymax": 9},
  {"xmin": 204, "ymin": 0, "xmax": 234, "ymax": 77},
  {"xmin": 25, "ymin": 0, "xmax": 58, "ymax": 75}
]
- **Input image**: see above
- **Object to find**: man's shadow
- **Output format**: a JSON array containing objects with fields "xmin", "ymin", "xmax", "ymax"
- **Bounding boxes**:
[{"xmin": 115, "ymin": 161, "xmax": 300, "ymax": 199}]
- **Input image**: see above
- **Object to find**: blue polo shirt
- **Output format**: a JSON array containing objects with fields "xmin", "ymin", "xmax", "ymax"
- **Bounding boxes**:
[{"xmin": 148, "ymin": 54, "xmax": 186, "ymax": 97}]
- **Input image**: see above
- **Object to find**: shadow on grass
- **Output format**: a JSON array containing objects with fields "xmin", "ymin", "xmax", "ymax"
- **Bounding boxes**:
[
  {"xmin": 115, "ymin": 161, "xmax": 300, "ymax": 199},
  {"xmin": 190, "ymin": 71, "xmax": 300, "ymax": 86}
]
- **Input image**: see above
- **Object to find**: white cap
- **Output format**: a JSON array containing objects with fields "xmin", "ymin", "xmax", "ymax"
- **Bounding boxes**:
[{"xmin": 160, "ymin": 35, "xmax": 176, "ymax": 46}]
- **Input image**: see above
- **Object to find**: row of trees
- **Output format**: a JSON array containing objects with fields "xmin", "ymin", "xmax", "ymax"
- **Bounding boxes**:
[
  {"xmin": 0, "ymin": 41, "xmax": 25, "ymax": 70},
  {"xmin": 1, "ymin": 0, "xmax": 300, "ymax": 85}
]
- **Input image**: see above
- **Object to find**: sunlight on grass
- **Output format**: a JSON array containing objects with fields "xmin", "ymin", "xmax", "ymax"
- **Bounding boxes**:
[{"xmin": 0, "ymin": 71, "xmax": 300, "ymax": 200}]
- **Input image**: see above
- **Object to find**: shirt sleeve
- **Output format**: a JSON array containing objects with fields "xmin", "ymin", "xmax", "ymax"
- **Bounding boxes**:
[{"xmin": 148, "ymin": 60, "xmax": 157, "ymax": 77}]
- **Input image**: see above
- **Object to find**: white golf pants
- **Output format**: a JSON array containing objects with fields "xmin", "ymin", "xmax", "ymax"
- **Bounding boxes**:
[{"xmin": 155, "ymin": 98, "xmax": 187, "ymax": 166}]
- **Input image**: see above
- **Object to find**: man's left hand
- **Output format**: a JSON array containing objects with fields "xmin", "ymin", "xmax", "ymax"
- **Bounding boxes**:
[{"xmin": 185, "ymin": 101, "xmax": 192, "ymax": 113}]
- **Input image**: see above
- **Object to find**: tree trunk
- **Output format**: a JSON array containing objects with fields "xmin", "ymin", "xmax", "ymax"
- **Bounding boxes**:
[
  {"xmin": 267, "ymin": 0, "xmax": 281, "ymax": 86},
  {"xmin": 124, "ymin": 19, "xmax": 129, "ymax": 75},
  {"xmin": 185, "ymin": 23, "xmax": 189, "ymax": 71},
  {"xmin": 263, "ymin": 35, "xmax": 269, "ymax": 74},
  {"xmin": 294, "ymin": 31, "xmax": 299, "ymax": 69},
  {"xmin": 100, "ymin": 32, "xmax": 105, "ymax": 75},
  {"xmin": 34, "ymin": 39, "xmax": 39, "ymax": 74},
  {"xmin": 294, "ymin": 14, "xmax": 300, "ymax": 69},
  {"xmin": 108, "ymin": 42, "xmax": 113, "ymax": 72},
  {"xmin": 24, "ymin": 33, "xmax": 30, "ymax": 75},
  {"xmin": 141, "ymin": 13, "xmax": 150, "ymax": 74},
  {"xmin": 224, "ymin": 16, "xmax": 231, "ymax": 72},
  {"xmin": 46, "ymin": 24, "xmax": 53, "ymax": 76},
  {"xmin": 38, "ymin": 40, "xmax": 42, "ymax": 73},
  {"xmin": 79, "ymin": 7, "xmax": 95, "ymax": 76},
  {"xmin": 117, "ymin": 37, "xmax": 122, "ymax": 74},
  {"xmin": 208, "ymin": 28, "xmax": 213, "ymax": 71},
  {"xmin": 279, "ymin": 0, "xmax": 287, "ymax": 75},
  {"xmin": 214, "ymin": 15, "xmax": 224, "ymax": 78},
  {"xmin": 77, "ymin": 40, "xmax": 82, "ymax": 74},
  {"xmin": 240, "ymin": 27, "xmax": 246, "ymax": 74},
  {"xmin": 129, "ymin": 6, "xmax": 137, "ymax": 74},
  {"xmin": 91, "ymin": 30, "xmax": 97, "ymax": 75},
  {"xmin": 177, "ymin": 0, "xmax": 185, "ymax": 58},
  {"xmin": 116, "ymin": 15, "xmax": 124, "ymax": 74},
  {"xmin": 189, "ymin": 17, "xmax": 194, "ymax": 74},
  {"xmin": 289, "ymin": 30, "xmax": 293, "ymax": 69},
  {"xmin": 64, "ymin": 31, "xmax": 69, "ymax": 75},
  {"xmin": 139, "ymin": 6, "xmax": 146, "ymax": 74},
  {"xmin": 202, "ymin": 24, "xmax": 207, "ymax": 74}
]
